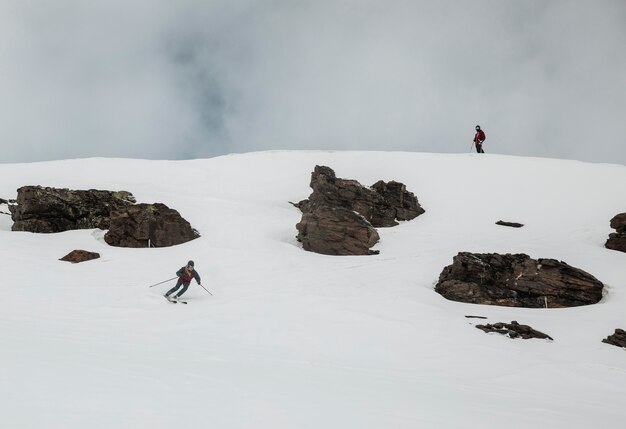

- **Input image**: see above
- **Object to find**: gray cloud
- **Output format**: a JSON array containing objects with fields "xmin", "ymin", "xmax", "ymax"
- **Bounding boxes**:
[{"xmin": 1, "ymin": 0, "xmax": 625, "ymax": 164}]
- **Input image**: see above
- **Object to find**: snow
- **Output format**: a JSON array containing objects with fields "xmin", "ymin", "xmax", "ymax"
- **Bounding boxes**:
[{"xmin": 1, "ymin": 151, "xmax": 625, "ymax": 429}]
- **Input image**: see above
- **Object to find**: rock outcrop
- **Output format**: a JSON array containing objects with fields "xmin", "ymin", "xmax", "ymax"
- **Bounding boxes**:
[
  {"xmin": 104, "ymin": 203, "xmax": 199, "ymax": 248},
  {"xmin": 435, "ymin": 252, "xmax": 604, "ymax": 308},
  {"xmin": 476, "ymin": 321, "xmax": 553, "ymax": 340},
  {"xmin": 297, "ymin": 165, "xmax": 424, "ymax": 228},
  {"xmin": 59, "ymin": 250, "xmax": 100, "ymax": 263},
  {"xmin": 10, "ymin": 186, "xmax": 135, "ymax": 233},
  {"xmin": 295, "ymin": 166, "xmax": 424, "ymax": 255},
  {"xmin": 296, "ymin": 206, "xmax": 380, "ymax": 255},
  {"xmin": 496, "ymin": 220, "xmax": 524, "ymax": 228},
  {"xmin": 605, "ymin": 212, "xmax": 626, "ymax": 253},
  {"xmin": 602, "ymin": 329, "xmax": 626, "ymax": 348}
]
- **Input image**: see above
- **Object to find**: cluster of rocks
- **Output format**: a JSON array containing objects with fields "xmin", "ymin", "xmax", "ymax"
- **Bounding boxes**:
[
  {"xmin": 476, "ymin": 321, "xmax": 553, "ymax": 340},
  {"xmin": 435, "ymin": 252, "xmax": 604, "ymax": 308},
  {"xmin": 605, "ymin": 212, "xmax": 626, "ymax": 253},
  {"xmin": 9, "ymin": 185, "xmax": 199, "ymax": 248},
  {"xmin": 6, "ymin": 170, "xmax": 625, "ymax": 349},
  {"xmin": 294, "ymin": 166, "xmax": 424, "ymax": 255},
  {"xmin": 469, "ymin": 317, "xmax": 624, "ymax": 348}
]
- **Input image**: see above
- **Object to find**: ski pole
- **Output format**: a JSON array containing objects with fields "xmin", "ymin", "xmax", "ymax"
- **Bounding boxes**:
[
  {"xmin": 198, "ymin": 284, "xmax": 213, "ymax": 296},
  {"xmin": 148, "ymin": 276, "xmax": 177, "ymax": 288}
]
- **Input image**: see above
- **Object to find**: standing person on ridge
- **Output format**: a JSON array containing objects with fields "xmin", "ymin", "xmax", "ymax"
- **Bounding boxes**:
[
  {"xmin": 165, "ymin": 260, "xmax": 201, "ymax": 300},
  {"xmin": 473, "ymin": 125, "xmax": 486, "ymax": 153}
]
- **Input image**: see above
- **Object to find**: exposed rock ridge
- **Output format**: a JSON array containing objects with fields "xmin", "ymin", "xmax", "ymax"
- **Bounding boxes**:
[{"xmin": 10, "ymin": 186, "xmax": 135, "ymax": 233}]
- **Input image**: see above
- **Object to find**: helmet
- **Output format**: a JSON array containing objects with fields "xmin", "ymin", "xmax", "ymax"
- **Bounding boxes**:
[
  {"xmin": 475, "ymin": 125, "xmax": 481, "ymax": 130},
  {"xmin": 187, "ymin": 260, "xmax": 194, "ymax": 267}
]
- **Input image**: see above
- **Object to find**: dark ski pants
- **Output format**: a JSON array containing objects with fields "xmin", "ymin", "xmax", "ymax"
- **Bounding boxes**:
[
  {"xmin": 475, "ymin": 143, "xmax": 485, "ymax": 153},
  {"xmin": 166, "ymin": 279, "xmax": 190, "ymax": 298}
]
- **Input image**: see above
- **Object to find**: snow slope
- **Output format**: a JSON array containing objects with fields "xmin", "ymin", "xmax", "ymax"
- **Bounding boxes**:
[{"xmin": 1, "ymin": 151, "xmax": 625, "ymax": 429}]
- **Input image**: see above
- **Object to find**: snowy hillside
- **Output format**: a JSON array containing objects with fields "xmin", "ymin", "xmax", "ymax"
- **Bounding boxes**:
[{"xmin": 1, "ymin": 151, "xmax": 625, "ymax": 429}]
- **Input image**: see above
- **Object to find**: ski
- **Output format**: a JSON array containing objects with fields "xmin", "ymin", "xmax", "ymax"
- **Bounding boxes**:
[{"xmin": 164, "ymin": 296, "xmax": 188, "ymax": 304}]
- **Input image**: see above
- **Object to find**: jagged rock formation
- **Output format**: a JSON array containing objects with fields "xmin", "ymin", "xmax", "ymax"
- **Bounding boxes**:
[
  {"xmin": 59, "ymin": 250, "xmax": 100, "ymax": 263},
  {"xmin": 10, "ymin": 186, "xmax": 135, "ymax": 233},
  {"xmin": 296, "ymin": 165, "xmax": 424, "ymax": 228},
  {"xmin": 104, "ymin": 203, "xmax": 199, "ymax": 248},
  {"xmin": 605, "ymin": 212, "xmax": 626, "ymax": 253},
  {"xmin": 296, "ymin": 206, "xmax": 380, "ymax": 256},
  {"xmin": 602, "ymin": 329, "xmax": 626, "ymax": 348},
  {"xmin": 295, "ymin": 166, "xmax": 424, "ymax": 255},
  {"xmin": 435, "ymin": 252, "xmax": 604, "ymax": 308},
  {"xmin": 476, "ymin": 321, "xmax": 553, "ymax": 340}
]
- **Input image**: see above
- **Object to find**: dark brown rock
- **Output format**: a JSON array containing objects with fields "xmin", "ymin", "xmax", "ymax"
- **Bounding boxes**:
[
  {"xmin": 476, "ymin": 321, "xmax": 553, "ymax": 340},
  {"xmin": 605, "ymin": 212, "xmax": 626, "ymax": 253},
  {"xmin": 370, "ymin": 180, "xmax": 425, "ymax": 224},
  {"xmin": 104, "ymin": 203, "xmax": 199, "ymax": 248},
  {"xmin": 602, "ymin": 329, "xmax": 626, "ymax": 348},
  {"xmin": 298, "ymin": 165, "xmax": 424, "ymax": 228},
  {"xmin": 496, "ymin": 220, "xmax": 524, "ymax": 228},
  {"xmin": 435, "ymin": 252, "xmax": 604, "ymax": 308},
  {"xmin": 10, "ymin": 186, "xmax": 135, "ymax": 233},
  {"xmin": 59, "ymin": 250, "xmax": 100, "ymax": 263},
  {"xmin": 294, "ymin": 166, "xmax": 423, "ymax": 256},
  {"xmin": 296, "ymin": 206, "xmax": 380, "ymax": 255}
]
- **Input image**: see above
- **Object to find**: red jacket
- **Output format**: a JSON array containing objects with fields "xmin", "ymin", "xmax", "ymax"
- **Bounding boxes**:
[
  {"xmin": 176, "ymin": 266, "xmax": 201, "ymax": 285},
  {"xmin": 474, "ymin": 130, "xmax": 485, "ymax": 144}
]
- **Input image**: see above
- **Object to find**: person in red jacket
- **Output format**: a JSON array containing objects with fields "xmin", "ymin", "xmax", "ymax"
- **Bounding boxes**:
[
  {"xmin": 165, "ymin": 260, "xmax": 201, "ymax": 300},
  {"xmin": 473, "ymin": 125, "xmax": 485, "ymax": 153}
]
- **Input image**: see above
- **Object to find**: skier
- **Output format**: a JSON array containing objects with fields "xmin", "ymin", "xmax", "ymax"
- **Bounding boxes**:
[
  {"xmin": 473, "ymin": 125, "xmax": 486, "ymax": 153},
  {"xmin": 165, "ymin": 260, "xmax": 201, "ymax": 300}
]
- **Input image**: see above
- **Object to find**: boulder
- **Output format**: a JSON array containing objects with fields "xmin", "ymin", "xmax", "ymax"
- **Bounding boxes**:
[
  {"xmin": 104, "ymin": 203, "xmax": 199, "ymax": 248},
  {"xmin": 435, "ymin": 252, "xmax": 604, "ymax": 308},
  {"xmin": 605, "ymin": 212, "xmax": 626, "ymax": 253},
  {"xmin": 298, "ymin": 165, "xmax": 424, "ymax": 228},
  {"xmin": 10, "ymin": 186, "xmax": 135, "ymax": 233},
  {"xmin": 59, "ymin": 250, "xmax": 100, "ymax": 263},
  {"xmin": 296, "ymin": 206, "xmax": 380, "ymax": 255},
  {"xmin": 476, "ymin": 321, "xmax": 553, "ymax": 340},
  {"xmin": 602, "ymin": 329, "xmax": 626, "ymax": 348}
]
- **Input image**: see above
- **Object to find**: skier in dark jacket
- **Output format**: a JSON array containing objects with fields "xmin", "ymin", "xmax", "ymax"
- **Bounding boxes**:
[
  {"xmin": 165, "ymin": 260, "xmax": 201, "ymax": 299},
  {"xmin": 473, "ymin": 125, "xmax": 485, "ymax": 153}
]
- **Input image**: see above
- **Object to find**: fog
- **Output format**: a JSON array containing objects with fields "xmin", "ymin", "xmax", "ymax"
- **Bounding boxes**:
[{"xmin": 1, "ymin": 0, "xmax": 625, "ymax": 164}]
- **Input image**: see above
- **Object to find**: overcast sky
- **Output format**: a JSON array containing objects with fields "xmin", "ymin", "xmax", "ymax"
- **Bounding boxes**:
[{"xmin": 1, "ymin": 0, "xmax": 625, "ymax": 165}]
